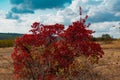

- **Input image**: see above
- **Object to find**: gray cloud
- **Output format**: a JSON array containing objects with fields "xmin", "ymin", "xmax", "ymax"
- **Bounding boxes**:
[
  {"xmin": 88, "ymin": 12, "xmax": 120, "ymax": 23},
  {"xmin": 87, "ymin": 0, "xmax": 120, "ymax": 23},
  {"xmin": 10, "ymin": 0, "xmax": 72, "ymax": 14},
  {"xmin": 6, "ymin": 12, "xmax": 19, "ymax": 19},
  {"xmin": 11, "ymin": 7, "xmax": 34, "ymax": 14}
]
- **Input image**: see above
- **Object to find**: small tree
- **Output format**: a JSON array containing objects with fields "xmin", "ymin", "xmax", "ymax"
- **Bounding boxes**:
[
  {"xmin": 11, "ymin": 7, "xmax": 104, "ymax": 80},
  {"xmin": 101, "ymin": 34, "xmax": 113, "ymax": 43}
]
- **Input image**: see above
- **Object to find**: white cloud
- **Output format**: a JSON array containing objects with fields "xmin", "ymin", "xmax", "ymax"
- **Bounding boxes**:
[
  {"xmin": 90, "ymin": 21, "xmax": 120, "ymax": 38},
  {"xmin": 0, "ymin": 11, "xmax": 30, "ymax": 33},
  {"xmin": 0, "ymin": 0, "xmax": 120, "ymax": 38},
  {"xmin": 0, "ymin": 19, "xmax": 17, "ymax": 33},
  {"xmin": 0, "ymin": 10, "xmax": 6, "ymax": 18}
]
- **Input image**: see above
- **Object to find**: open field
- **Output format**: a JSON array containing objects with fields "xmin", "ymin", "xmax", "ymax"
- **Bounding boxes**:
[
  {"xmin": 0, "ymin": 40, "xmax": 120, "ymax": 80},
  {"xmin": 93, "ymin": 40, "xmax": 120, "ymax": 80},
  {"xmin": 0, "ymin": 47, "xmax": 13, "ymax": 79}
]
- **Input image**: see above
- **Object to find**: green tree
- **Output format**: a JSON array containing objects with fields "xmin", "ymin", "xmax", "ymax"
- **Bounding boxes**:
[{"xmin": 101, "ymin": 34, "xmax": 113, "ymax": 43}]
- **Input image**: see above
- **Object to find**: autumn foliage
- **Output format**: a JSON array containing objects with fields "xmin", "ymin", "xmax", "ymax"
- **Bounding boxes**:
[{"xmin": 11, "ymin": 7, "xmax": 104, "ymax": 80}]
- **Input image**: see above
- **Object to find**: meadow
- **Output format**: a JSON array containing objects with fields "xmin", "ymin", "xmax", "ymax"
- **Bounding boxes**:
[{"xmin": 0, "ymin": 40, "xmax": 120, "ymax": 80}]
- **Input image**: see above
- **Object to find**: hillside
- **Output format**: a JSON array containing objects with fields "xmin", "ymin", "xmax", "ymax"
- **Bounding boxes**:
[{"xmin": 0, "ymin": 33, "xmax": 23, "ymax": 40}]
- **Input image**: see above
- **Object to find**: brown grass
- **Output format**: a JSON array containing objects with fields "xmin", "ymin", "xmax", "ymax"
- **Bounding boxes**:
[
  {"xmin": 0, "ymin": 41, "xmax": 120, "ymax": 80},
  {"xmin": 93, "ymin": 40, "xmax": 120, "ymax": 80},
  {"xmin": 0, "ymin": 47, "xmax": 13, "ymax": 79}
]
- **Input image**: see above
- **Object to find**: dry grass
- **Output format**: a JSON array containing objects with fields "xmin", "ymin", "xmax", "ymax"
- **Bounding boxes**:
[
  {"xmin": 93, "ymin": 40, "xmax": 120, "ymax": 80},
  {"xmin": 0, "ymin": 47, "xmax": 13, "ymax": 80},
  {"xmin": 0, "ymin": 41, "xmax": 120, "ymax": 80}
]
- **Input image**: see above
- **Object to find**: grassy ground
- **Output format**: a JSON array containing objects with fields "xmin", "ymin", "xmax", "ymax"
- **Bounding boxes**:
[
  {"xmin": 93, "ymin": 40, "xmax": 120, "ymax": 80},
  {"xmin": 0, "ymin": 47, "xmax": 13, "ymax": 79},
  {"xmin": 0, "ymin": 40, "xmax": 120, "ymax": 80}
]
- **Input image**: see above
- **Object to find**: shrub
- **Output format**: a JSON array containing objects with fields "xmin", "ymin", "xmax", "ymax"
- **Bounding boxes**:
[{"xmin": 11, "ymin": 7, "xmax": 104, "ymax": 80}]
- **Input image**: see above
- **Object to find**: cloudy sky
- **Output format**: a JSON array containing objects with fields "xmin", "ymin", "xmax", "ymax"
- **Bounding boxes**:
[{"xmin": 0, "ymin": 0, "xmax": 120, "ymax": 38}]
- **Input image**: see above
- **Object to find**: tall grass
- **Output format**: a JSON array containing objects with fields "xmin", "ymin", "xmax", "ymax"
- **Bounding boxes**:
[{"xmin": 0, "ymin": 39, "xmax": 15, "ymax": 48}]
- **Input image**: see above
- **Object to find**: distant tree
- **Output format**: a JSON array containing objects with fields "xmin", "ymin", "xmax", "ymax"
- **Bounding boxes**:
[
  {"xmin": 101, "ymin": 34, "xmax": 112, "ymax": 39},
  {"xmin": 101, "ymin": 34, "xmax": 113, "ymax": 43}
]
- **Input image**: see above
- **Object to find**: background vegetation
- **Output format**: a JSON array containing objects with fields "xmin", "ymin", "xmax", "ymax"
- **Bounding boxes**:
[
  {"xmin": 0, "ymin": 33, "xmax": 119, "ymax": 48},
  {"xmin": 0, "ymin": 33, "xmax": 22, "ymax": 40},
  {"xmin": 0, "ymin": 33, "xmax": 22, "ymax": 47}
]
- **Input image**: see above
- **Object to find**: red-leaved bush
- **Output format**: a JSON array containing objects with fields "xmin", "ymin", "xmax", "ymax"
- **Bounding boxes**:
[{"xmin": 11, "ymin": 7, "xmax": 104, "ymax": 80}]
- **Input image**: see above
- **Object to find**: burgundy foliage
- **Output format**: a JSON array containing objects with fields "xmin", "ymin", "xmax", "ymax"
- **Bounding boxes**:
[{"xmin": 11, "ymin": 7, "xmax": 104, "ymax": 80}]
